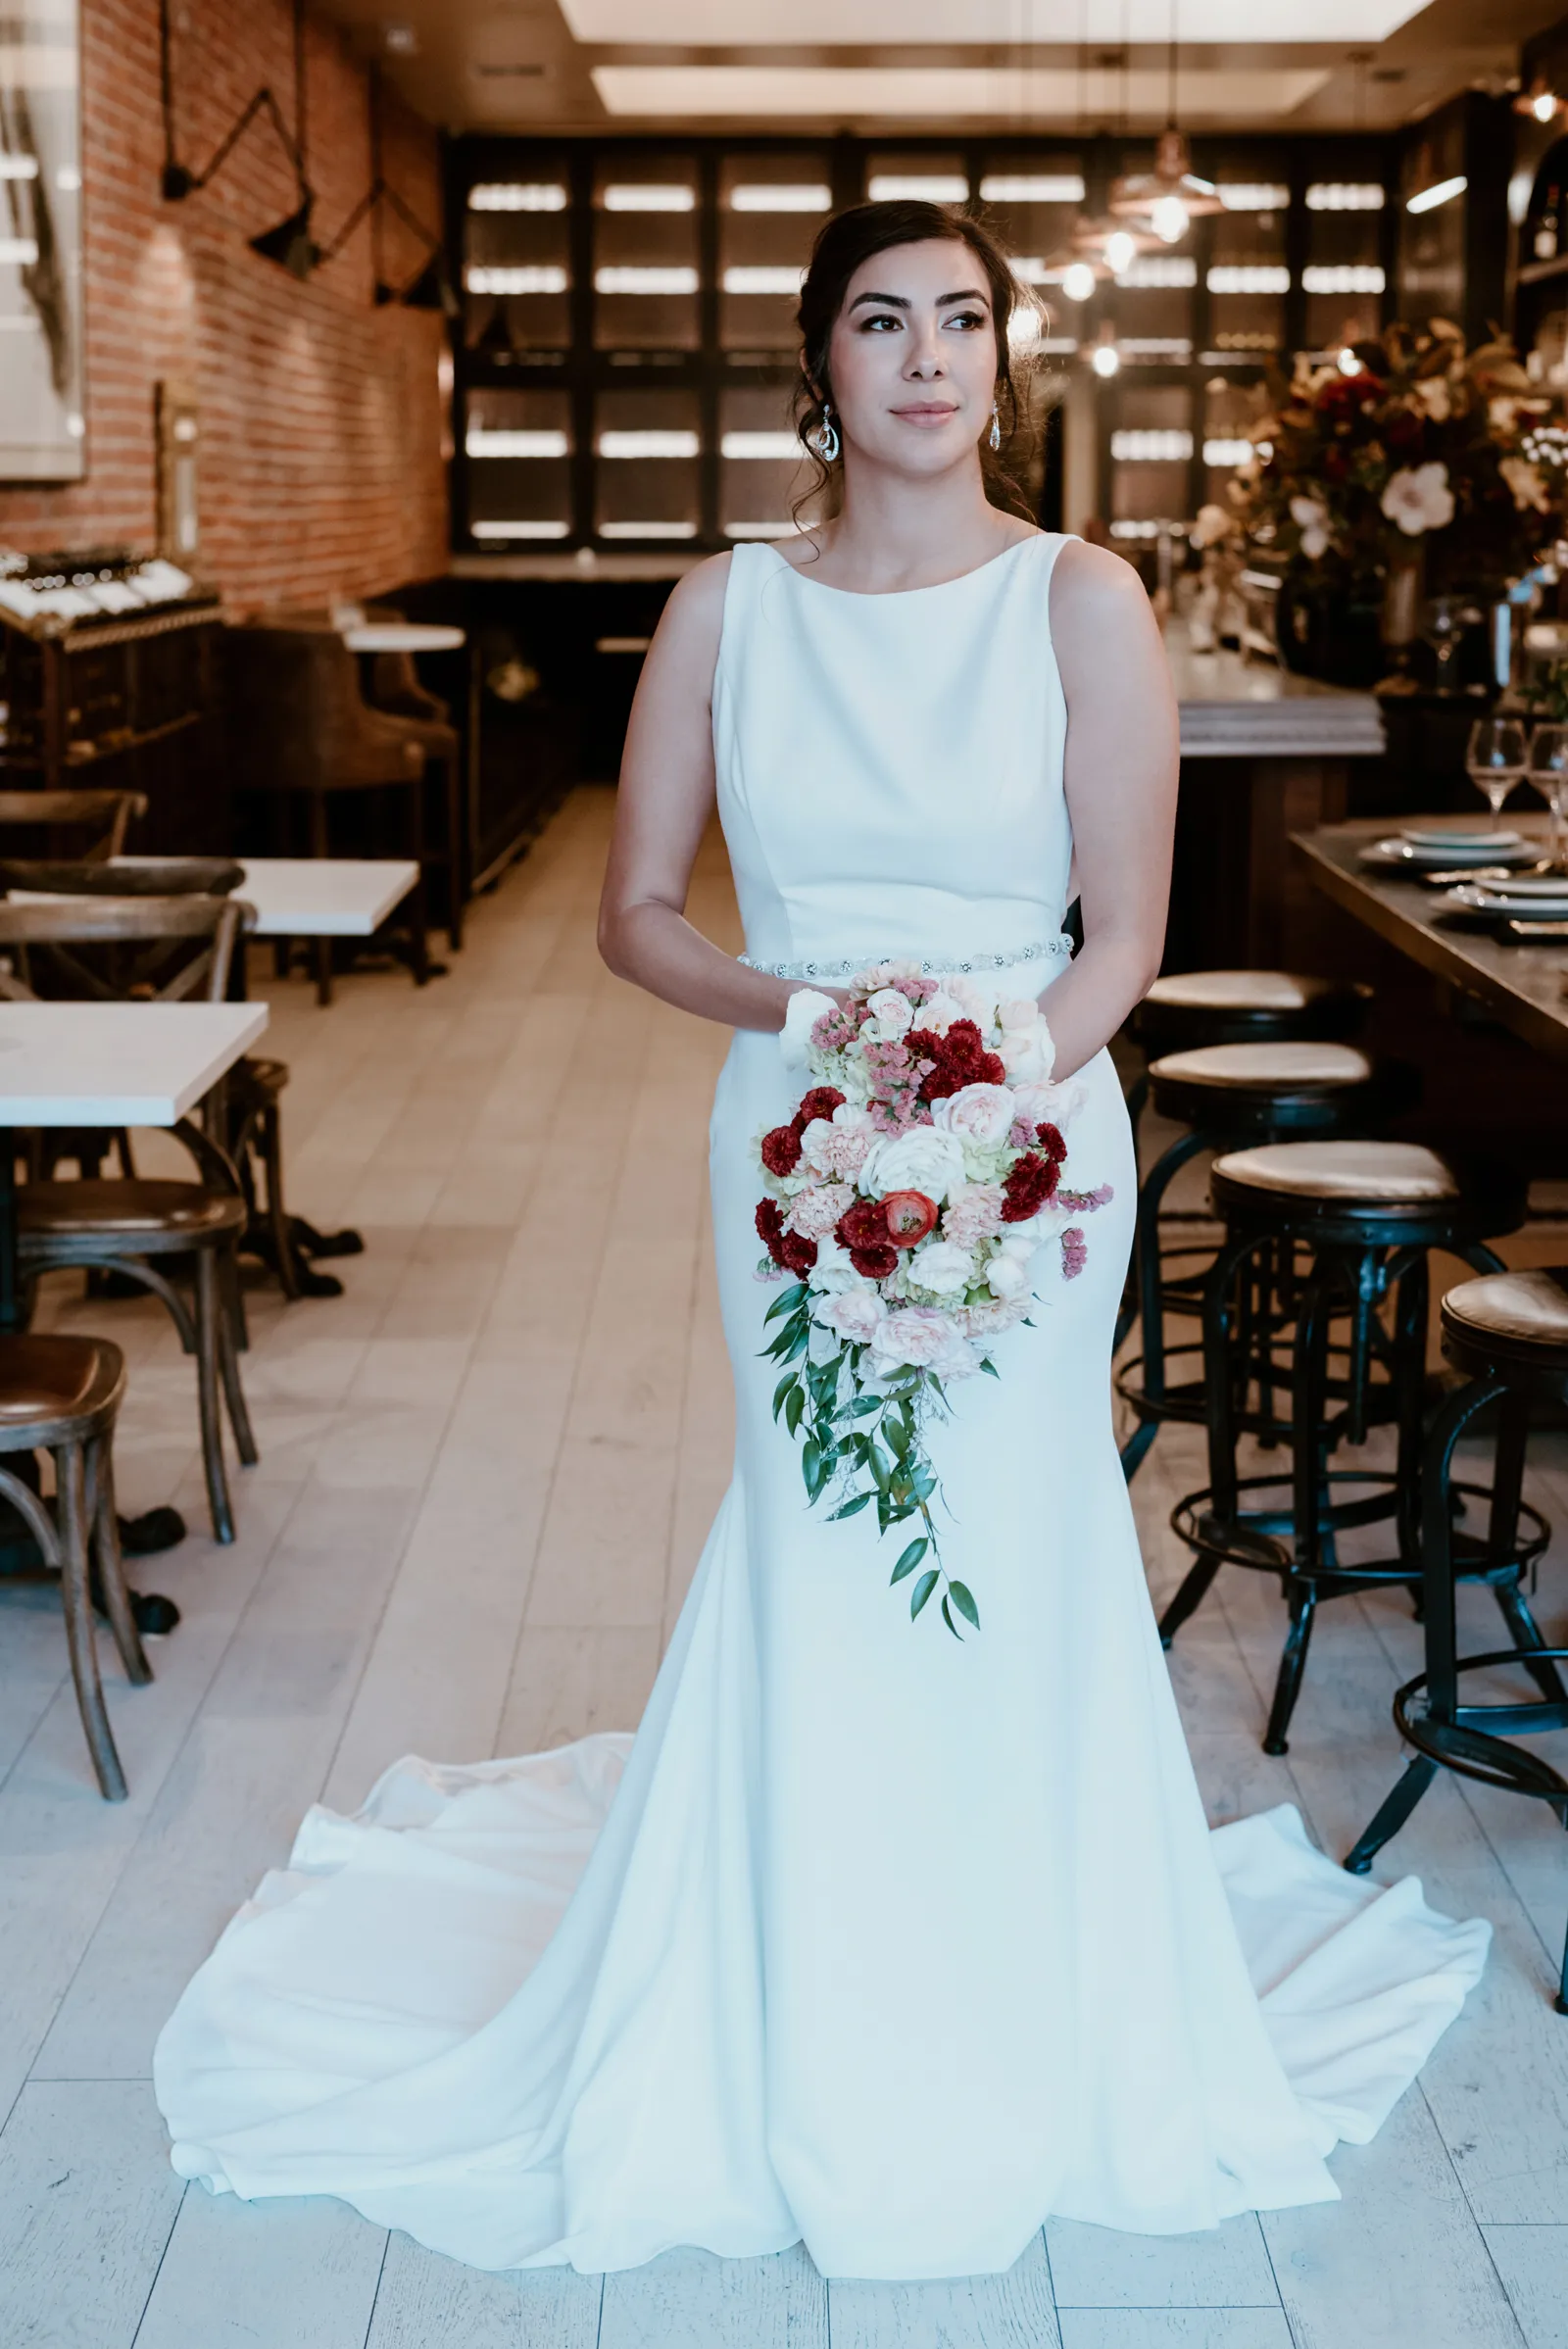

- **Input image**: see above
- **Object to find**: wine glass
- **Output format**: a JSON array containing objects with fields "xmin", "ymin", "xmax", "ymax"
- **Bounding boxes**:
[
  {"xmin": 1528, "ymin": 720, "xmax": 1568, "ymax": 872},
  {"xmin": 1466, "ymin": 716, "xmax": 1529, "ymax": 831}
]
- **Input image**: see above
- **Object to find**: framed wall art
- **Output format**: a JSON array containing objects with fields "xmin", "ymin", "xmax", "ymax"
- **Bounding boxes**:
[{"xmin": 1, "ymin": 0, "xmax": 85, "ymax": 481}]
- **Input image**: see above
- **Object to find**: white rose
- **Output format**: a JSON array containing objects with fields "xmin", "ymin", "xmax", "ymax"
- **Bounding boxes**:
[
  {"xmin": 985, "ymin": 1249, "xmax": 1031, "ymax": 1299},
  {"xmin": 931, "ymin": 1082, "xmax": 1016, "ymax": 1146},
  {"xmin": 858, "ymin": 1124, "xmax": 967, "ymax": 1204},
  {"xmin": 817, "ymin": 1285, "xmax": 887, "ymax": 1345},
  {"xmin": 915, "ymin": 988, "xmax": 966, "ymax": 1035},
  {"xmin": 861, "ymin": 986, "xmax": 914, "ymax": 1042},
  {"xmin": 996, "ymin": 1011, "xmax": 1054, "ymax": 1087},
  {"xmin": 1011, "ymin": 1077, "xmax": 1082, "ymax": 1132},
  {"xmin": 942, "ymin": 975, "xmax": 1000, "ymax": 1028},
  {"xmin": 907, "ymin": 1239, "xmax": 974, "ymax": 1296},
  {"xmin": 1289, "ymin": 493, "xmax": 1331, "ymax": 562},
  {"xmin": 806, "ymin": 1234, "xmax": 860, "ymax": 1294}
]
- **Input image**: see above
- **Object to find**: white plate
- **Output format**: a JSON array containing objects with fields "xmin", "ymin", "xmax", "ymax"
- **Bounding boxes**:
[
  {"xmin": 1469, "ymin": 872, "xmax": 1568, "ymax": 898},
  {"xmin": 1443, "ymin": 885, "xmax": 1568, "ymax": 919},
  {"xmin": 1401, "ymin": 825, "xmax": 1525, "ymax": 850},
  {"xmin": 1359, "ymin": 837, "xmax": 1537, "ymax": 871}
]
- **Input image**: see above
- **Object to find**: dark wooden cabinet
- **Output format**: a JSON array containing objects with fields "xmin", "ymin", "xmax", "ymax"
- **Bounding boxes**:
[{"xmin": 0, "ymin": 553, "xmax": 225, "ymax": 850}]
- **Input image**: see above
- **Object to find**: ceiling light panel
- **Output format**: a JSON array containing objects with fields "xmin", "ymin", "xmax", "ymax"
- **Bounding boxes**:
[
  {"xmin": 565, "ymin": 0, "xmax": 1423, "ymax": 40},
  {"xmin": 593, "ymin": 67, "xmax": 1332, "ymax": 121},
  {"xmin": 729, "ymin": 184, "xmax": 832, "ymax": 213}
]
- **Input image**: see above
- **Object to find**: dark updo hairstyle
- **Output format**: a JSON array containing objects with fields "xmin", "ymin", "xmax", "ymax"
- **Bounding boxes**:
[{"xmin": 791, "ymin": 199, "xmax": 1042, "ymax": 522}]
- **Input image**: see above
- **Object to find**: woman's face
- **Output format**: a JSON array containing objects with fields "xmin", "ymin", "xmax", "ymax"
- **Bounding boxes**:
[{"xmin": 819, "ymin": 237, "xmax": 1002, "ymax": 481}]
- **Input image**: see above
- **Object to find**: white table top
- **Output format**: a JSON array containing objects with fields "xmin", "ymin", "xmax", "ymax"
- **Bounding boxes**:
[
  {"xmin": 342, "ymin": 623, "xmax": 465, "ymax": 655},
  {"xmin": 233, "ymin": 858, "xmax": 420, "ymax": 937},
  {"xmin": 0, "ymin": 1003, "xmax": 268, "ymax": 1125}
]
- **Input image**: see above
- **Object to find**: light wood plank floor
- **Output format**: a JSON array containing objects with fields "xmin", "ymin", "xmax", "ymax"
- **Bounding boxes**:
[{"xmin": 1, "ymin": 786, "xmax": 1565, "ymax": 2348}]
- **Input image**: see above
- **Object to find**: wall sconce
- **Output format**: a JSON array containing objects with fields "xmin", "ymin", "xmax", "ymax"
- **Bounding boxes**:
[{"xmin": 159, "ymin": 0, "xmax": 318, "ymax": 273}]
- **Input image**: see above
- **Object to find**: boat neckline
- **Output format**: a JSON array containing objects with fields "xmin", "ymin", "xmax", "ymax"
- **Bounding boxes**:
[{"xmin": 760, "ymin": 531, "xmax": 1043, "ymax": 600}]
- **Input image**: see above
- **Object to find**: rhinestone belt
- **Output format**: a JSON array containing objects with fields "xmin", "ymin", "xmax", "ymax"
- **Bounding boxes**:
[{"xmin": 737, "ymin": 936, "xmax": 1073, "ymax": 983}]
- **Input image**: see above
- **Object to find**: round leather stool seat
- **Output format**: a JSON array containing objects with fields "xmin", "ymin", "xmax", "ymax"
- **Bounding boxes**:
[
  {"xmin": 1135, "ymin": 970, "xmax": 1370, "ymax": 1054},
  {"xmin": 1150, "ymin": 1041, "xmax": 1373, "ymax": 1096},
  {"xmin": 1148, "ymin": 969, "xmax": 1343, "ymax": 1012},
  {"xmin": 1442, "ymin": 1267, "xmax": 1568, "ymax": 1364},
  {"xmin": 1212, "ymin": 1140, "xmax": 1460, "ymax": 1203}
]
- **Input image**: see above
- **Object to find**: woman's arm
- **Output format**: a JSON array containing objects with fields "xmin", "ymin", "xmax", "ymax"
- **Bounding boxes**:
[
  {"xmin": 597, "ymin": 555, "xmax": 807, "ymax": 1033},
  {"xmin": 1036, "ymin": 540, "xmax": 1179, "ymax": 1081}
]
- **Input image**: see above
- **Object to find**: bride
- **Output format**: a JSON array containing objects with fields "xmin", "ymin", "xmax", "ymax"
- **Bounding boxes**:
[{"xmin": 154, "ymin": 200, "xmax": 1491, "ymax": 2280}]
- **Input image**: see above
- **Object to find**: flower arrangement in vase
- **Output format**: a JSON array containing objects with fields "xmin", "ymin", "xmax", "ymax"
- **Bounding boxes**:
[{"xmin": 1228, "ymin": 321, "xmax": 1568, "ymax": 687}]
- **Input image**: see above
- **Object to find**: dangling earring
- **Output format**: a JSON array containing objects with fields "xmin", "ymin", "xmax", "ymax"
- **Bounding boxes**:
[
  {"xmin": 809, "ymin": 401, "xmax": 840, "ymax": 464},
  {"xmin": 988, "ymin": 401, "xmax": 1003, "ymax": 453}
]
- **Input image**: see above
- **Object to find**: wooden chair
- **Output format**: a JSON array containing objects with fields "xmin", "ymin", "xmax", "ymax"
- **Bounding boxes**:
[
  {"xmin": 0, "ymin": 897, "xmax": 258, "ymax": 1542},
  {"xmin": 223, "ymin": 625, "xmax": 433, "ymax": 1003},
  {"xmin": 251, "ymin": 608, "xmax": 465, "ymax": 954},
  {"xmin": 0, "ymin": 790, "xmax": 146, "ymax": 861},
  {"xmin": 0, "ymin": 1333, "xmax": 149, "ymax": 1798}
]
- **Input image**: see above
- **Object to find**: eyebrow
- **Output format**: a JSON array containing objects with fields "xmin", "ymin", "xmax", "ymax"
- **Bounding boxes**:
[{"xmin": 847, "ymin": 286, "xmax": 990, "ymax": 312}]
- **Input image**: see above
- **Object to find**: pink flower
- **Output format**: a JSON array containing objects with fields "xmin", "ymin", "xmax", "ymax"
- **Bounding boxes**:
[
  {"xmin": 810, "ymin": 1006, "xmax": 858, "ymax": 1052},
  {"xmin": 868, "ymin": 1304, "xmax": 960, "ymax": 1371},
  {"xmin": 942, "ymin": 1183, "xmax": 1004, "ymax": 1247},
  {"xmin": 787, "ymin": 1181, "xmax": 857, "ymax": 1240},
  {"xmin": 1061, "ymin": 1227, "xmax": 1088, "ymax": 1280},
  {"xmin": 801, "ymin": 1107, "xmax": 875, "ymax": 1180}
]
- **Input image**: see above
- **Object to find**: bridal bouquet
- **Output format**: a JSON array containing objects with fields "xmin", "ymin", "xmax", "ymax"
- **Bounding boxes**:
[{"xmin": 755, "ymin": 963, "xmax": 1110, "ymax": 1639}]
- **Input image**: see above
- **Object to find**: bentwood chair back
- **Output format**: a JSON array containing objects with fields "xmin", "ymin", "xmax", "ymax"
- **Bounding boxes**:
[
  {"xmin": 0, "ymin": 894, "xmax": 258, "ymax": 1542},
  {"xmin": 0, "ymin": 791, "xmax": 146, "ymax": 862}
]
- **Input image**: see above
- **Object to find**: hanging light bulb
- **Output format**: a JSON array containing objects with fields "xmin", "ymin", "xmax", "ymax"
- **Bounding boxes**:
[
  {"xmin": 1515, "ymin": 73, "xmax": 1561, "ymax": 124},
  {"xmin": 1090, "ymin": 324, "xmax": 1121, "ymax": 378},
  {"xmin": 1060, "ymin": 260, "xmax": 1098, "ymax": 303},
  {"xmin": 1151, "ymin": 192, "xmax": 1190, "ymax": 244},
  {"xmin": 1105, "ymin": 228, "xmax": 1140, "ymax": 276}
]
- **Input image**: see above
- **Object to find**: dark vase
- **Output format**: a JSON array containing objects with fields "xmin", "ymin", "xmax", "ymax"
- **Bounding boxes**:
[{"xmin": 1277, "ymin": 569, "xmax": 1385, "ymax": 687}]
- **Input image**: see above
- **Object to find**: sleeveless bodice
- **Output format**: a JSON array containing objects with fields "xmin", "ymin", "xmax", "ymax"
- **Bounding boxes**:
[{"xmin": 712, "ymin": 534, "xmax": 1074, "ymax": 977}]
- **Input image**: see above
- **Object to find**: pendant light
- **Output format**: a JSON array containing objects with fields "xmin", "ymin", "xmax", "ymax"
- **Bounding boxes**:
[{"xmin": 1107, "ymin": 2, "xmax": 1223, "ymax": 246}]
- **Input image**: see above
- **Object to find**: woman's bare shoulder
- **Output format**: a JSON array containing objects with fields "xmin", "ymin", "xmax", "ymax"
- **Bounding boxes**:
[{"xmin": 1050, "ymin": 536, "xmax": 1154, "ymax": 620}]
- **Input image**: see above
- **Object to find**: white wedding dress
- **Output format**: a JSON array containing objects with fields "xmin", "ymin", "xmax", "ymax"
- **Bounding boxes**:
[{"xmin": 154, "ymin": 533, "xmax": 1491, "ymax": 2279}]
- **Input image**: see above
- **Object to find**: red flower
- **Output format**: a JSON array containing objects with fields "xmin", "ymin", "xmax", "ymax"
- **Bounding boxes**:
[
  {"xmin": 780, "ymin": 1230, "xmax": 817, "ymax": 1277},
  {"xmin": 1036, "ymin": 1121, "xmax": 1067, "ymax": 1165},
  {"xmin": 796, "ymin": 1085, "xmax": 846, "ymax": 1127},
  {"xmin": 849, "ymin": 1242, "xmax": 899, "ymax": 1279},
  {"xmin": 1001, "ymin": 1151, "xmax": 1060, "ymax": 1223},
  {"xmin": 883, "ymin": 1189, "xmax": 938, "ymax": 1247},
  {"xmin": 837, "ymin": 1199, "xmax": 892, "ymax": 1252},
  {"xmin": 907, "ymin": 1019, "xmax": 1005, "ymax": 1102},
  {"xmin": 757, "ymin": 1198, "xmax": 788, "ymax": 1265},
  {"xmin": 761, "ymin": 1123, "xmax": 803, "ymax": 1177},
  {"xmin": 758, "ymin": 1196, "xmax": 815, "ymax": 1274}
]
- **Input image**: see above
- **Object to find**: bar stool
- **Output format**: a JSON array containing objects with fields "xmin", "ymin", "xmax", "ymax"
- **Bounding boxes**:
[
  {"xmin": 1343, "ymin": 1266, "xmax": 1568, "ymax": 2011},
  {"xmin": 0, "ymin": 1334, "xmax": 149, "ymax": 1799},
  {"xmin": 1165, "ymin": 1141, "xmax": 1536, "ymax": 1755},
  {"xmin": 1133, "ymin": 970, "xmax": 1372, "ymax": 1060},
  {"xmin": 1116, "ymin": 1042, "xmax": 1407, "ymax": 1478}
]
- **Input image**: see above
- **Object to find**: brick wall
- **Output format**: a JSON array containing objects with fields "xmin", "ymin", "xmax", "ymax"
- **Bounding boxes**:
[{"xmin": 0, "ymin": 0, "xmax": 450, "ymax": 612}]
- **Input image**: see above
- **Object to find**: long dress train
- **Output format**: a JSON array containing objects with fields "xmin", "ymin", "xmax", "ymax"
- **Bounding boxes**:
[{"xmin": 153, "ymin": 534, "xmax": 1490, "ymax": 2279}]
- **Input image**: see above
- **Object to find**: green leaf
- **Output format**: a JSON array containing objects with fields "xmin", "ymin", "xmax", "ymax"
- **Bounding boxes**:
[
  {"xmin": 910, "ymin": 1567, "xmax": 940, "ymax": 1619},
  {"xmin": 784, "ymin": 1385, "xmax": 805, "ymax": 1437},
  {"xmin": 948, "ymin": 1579, "xmax": 979, "ymax": 1628},
  {"xmin": 942, "ymin": 1594, "xmax": 960, "ymax": 1638},
  {"xmin": 979, "ymin": 1358, "xmax": 1000, "ymax": 1378},
  {"xmin": 764, "ymin": 1282, "xmax": 807, "ymax": 1326},
  {"xmin": 850, "ymin": 1395, "xmax": 882, "ymax": 1418},
  {"xmin": 830, "ymin": 1490, "xmax": 873, "ymax": 1519},
  {"xmin": 890, "ymin": 1537, "xmax": 928, "ymax": 1584},
  {"xmin": 782, "ymin": 1325, "xmax": 808, "ymax": 1363},
  {"xmin": 866, "ymin": 1445, "xmax": 891, "ymax": 1492},
  {"xmin": 772, "ymin": 1374, "xmax": 797, "ymax": 1423},
  {"xmin": 802, "ymin": 1436, "xmax": 819, "ymax": 1487},
  {"xmin": 885, "ymin": 1414, "xmax": 910, "ymax": 1457}
]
